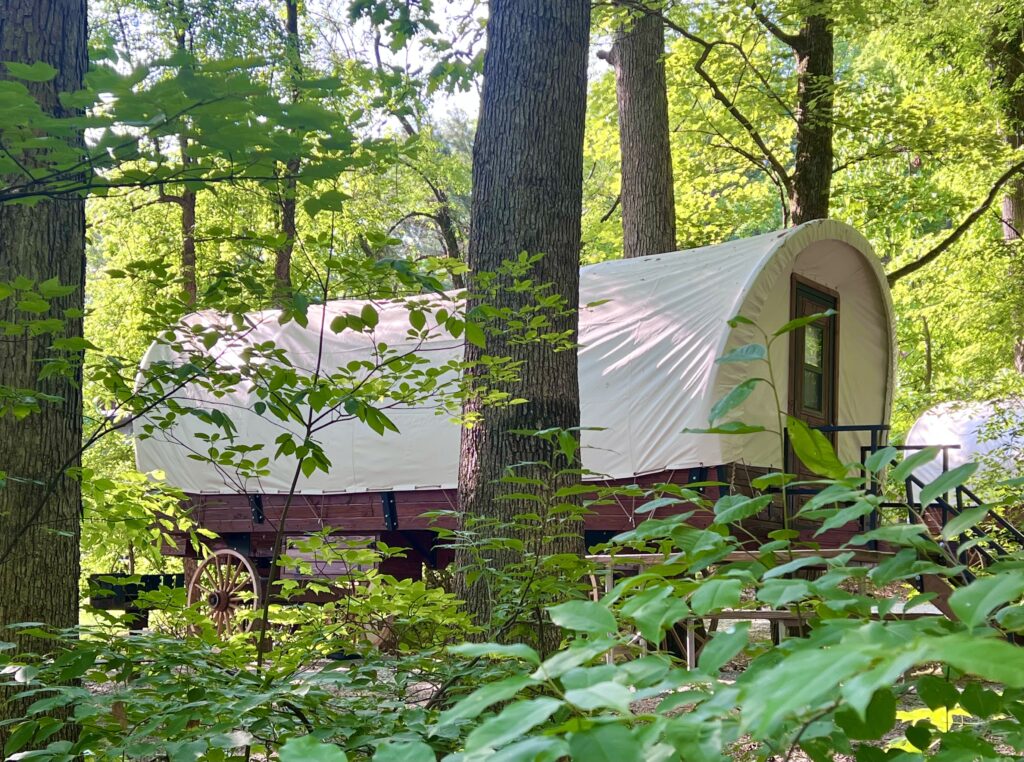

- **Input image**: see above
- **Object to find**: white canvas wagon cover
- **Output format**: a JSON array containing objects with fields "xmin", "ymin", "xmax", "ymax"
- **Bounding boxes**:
[
  {"xmin": 906, "ymin": 401, "xmax": 1024, "ymax": 491},
  {"xmin": 135, "ymin": 219, "xmax": 895, "ymax": 495}
]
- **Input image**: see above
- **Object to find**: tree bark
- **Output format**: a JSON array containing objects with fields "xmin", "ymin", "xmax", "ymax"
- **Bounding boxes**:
[
  {"xmin": 180, "ymin": 160, "xmax": 198, "ymax": 303},
  {"xmin": 601, "ymin": 11, "xmax": 676, "ymax": 257},
  {"xmin": 175, "ymin": 8, "xmax": 198, "ymax": 304},
  {"xmin": 455, "ymin": 0, "xmax": 590, "ymax": 641},
  {"xmin": 275, "ymin": 0, "xmax": 301, "ymax": 302},
  {"xmin": 0, "ymin": 0, "xmax": 86, "ymax": 744},
  {"xmin": 790, "ymin": 13, "xmax": 834, "ymax": 225}
]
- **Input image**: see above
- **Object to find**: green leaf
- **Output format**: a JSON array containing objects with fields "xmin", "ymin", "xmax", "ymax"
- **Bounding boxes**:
[
  {"xmin": 922, "ymin": 633, "xmax": 1024, "ymax": 686},
  {"xmin": 51, "ymin": 337, "xmax": 97, "ymax": 352},
  {"xmin": 37, "ymin": 278, "xmax": 75, "ymax": 298},
  {"xmin": 757, "ymin": 578, "xmax": 811, "ymax": 608},
  {"xmin": 3, "ymin": 721, "xmax": 35, "ymax": 757},
  {"xmin": 773, "ymin": 310, "xmax": 835, "ymax": 336},
  {"xmin": 905, "ymin": 722, "xmax": 932, "ymax": 752},
  {"xmin": 716, "ymin": 343, "xmax": 767, "ymax": 364},
  {"xmin": 864, "ymin": 446, "xmax": 898, "ymax": 473},
  {"xmin": 916, "ymin": 675, "xmax": 960, "ymax": 710},
  {"xmin": 372, "ymin": 739, "xmax": 434, "ymax": 762},
  {"xmin": 739, "ymin": 645, "xmax": 873, "ymax": 736},
  {"xmin": 787, "ymin": 416, "xmax": 846, "ymax": 479},
  {"xmin": 762, "ymin": 556, "xmax": 826, "ymax": 579},
  {"xmin": 751, "ymin": 472, "xmax": 795, "ymax": 489},
  {"xmin": 547, "ymin": 600, "xmax": 616, "ymax": 634},
  {"xmin": 851, "ymin": 524, "xmax": 929, "ymax": 547},
  {"xmin": 465, "ymin": 319, "xmax": 486, "ymax": 349},
  {"xmin": 531, "ymin": 639, "xmax": 616, "ymax": 680},
  {"xmin": 959, "ymin": 682, "xmax": 1003, "ymax": 718},
  {"xmin": 948, "ymin": 572, "xmax": 1024, "ymax": 628},
  {"xmin": 709, "ymin": 379, "xmax": 762, "ymax": 424},
  {"xmin": 360, "ymin": 303, "xmax": 379, "ymax": 329},
  {"xmin": 890, "ymin": 447, "xmax": 939, "ymax": 483},
  {"xmin": 487, "ymin": 736, "xmax": 569, "ymax": 762},
  {"xmin": 567, "ymin": 725, "xmax": 641, "ymax": 762},
  {"xmin": 813, "ymin": 499, "xmax": 876, "ymax": 537},
  {"xmin": 919, "ymin": 463, "xmax": 978, "ymax": 508},
  {"xmin": 17, "ymin": 297, "xmax": 50, "ymax": 314},
  {"xmin": 464, "ymin": 697, "xmax": 562, "ymax": 752},
  {"xmin": 448, "ymin": 642, "xmax": 540, "ymax": 665},
  {"xmin": 698, "ymin": 621, "xmax": 750, "ymax": 673},
  {"xmin": 619, "ymin": 585, "xmax": 689, "ymax": 641},
  {"xmin": 691, "ymin": 578, "xmax": 741, "ymax": 615},
  {"xmin": 835, "ymin": 688, "xmax": 896, "ymax": 740},
  {"xmin": 279, "ymin": 735, "xmax": 348, "ymax": 762},
  {"xmin": 713, "ymin": 494, "xmax": 773, "ymax": 524},
  {"xmin": 564, "ymin": 681, "xmax": 634, "ymax": 713},
  {"xmin": 940, "ymin": 506, "xmax": 988, "ymax": 540},
  {"xmin": 995, "ymin": 605, "xmax": 1024, "ymax": 632},
  {"xmin": 634, "ymin": 496, "xmax": 685, "ymax": 514},
  {"xmin": 4, "ymin": 60, "xmax": 59, "ymax": 81},
  {"xmin": 436, "ymin": 675, "xmax": 537, "ymax": 727}
]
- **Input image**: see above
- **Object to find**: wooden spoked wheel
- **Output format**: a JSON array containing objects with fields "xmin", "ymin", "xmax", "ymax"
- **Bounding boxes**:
[{"xmin": 187, "ymin": 549, "xmax": 261, "ymax": 636}]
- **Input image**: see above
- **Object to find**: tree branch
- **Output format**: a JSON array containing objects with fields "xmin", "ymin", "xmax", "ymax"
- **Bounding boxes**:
[
  {"xmin": 747, "ymin": 1, "xmax": 801, "ymax": 48},
  {"xmin": 600, "ymin": 194, "xmax": 621, "ymax": 223},
  {"xmin": 887, "ymin": 158, "xmax": 1024, "ymax": 284},
  {"xmin": 622, "ymin": 1, "xmax": 793, "ymax": 195}
]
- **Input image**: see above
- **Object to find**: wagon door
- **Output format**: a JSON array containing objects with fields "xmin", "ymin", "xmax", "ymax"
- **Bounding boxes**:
[{"xmin": 788, "ymin": 276, "xmax": 839, "ymax": 476}]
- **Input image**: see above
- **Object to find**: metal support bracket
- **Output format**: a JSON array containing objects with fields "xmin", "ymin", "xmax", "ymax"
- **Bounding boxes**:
[
  {"xmin": 247, "ymin": 494, "xmax": 265, "ymax": 525},
  {"xmin": 381, "ymin": 491, "xmax": 398, "ymax": 530}
]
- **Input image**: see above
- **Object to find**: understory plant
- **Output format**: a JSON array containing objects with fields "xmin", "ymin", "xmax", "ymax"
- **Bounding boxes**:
[{"xmin": 5, "ymin": 317, "xmax": 1024, "ymax": 761}]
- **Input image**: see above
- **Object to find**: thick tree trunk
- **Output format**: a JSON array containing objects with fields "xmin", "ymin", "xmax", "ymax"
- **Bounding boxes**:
[
  {"xmin": 0, "ymin": 0, "xmax": 86, "ymax": 744},
  {"xmin": 275, "ymin": 0, "xmax": 301, "ymax": 301},
  {"xmin": 602, "ymin": 12, "xmax": 676, "ymax": 257},
  {"xmin": 455, "ymin": 0, "xmax": 590, "ymax": 641},
  {"xmin": 790, "ymin": 14, "xmax": 834, "ymax": 225}
]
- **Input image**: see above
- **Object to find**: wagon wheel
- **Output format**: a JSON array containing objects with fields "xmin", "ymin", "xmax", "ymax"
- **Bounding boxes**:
[{"xmin": 187, "ymin": 549, "xmax": 262, "ymax": 637}]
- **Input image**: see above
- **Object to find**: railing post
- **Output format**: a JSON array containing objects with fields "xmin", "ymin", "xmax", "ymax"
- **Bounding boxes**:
[{"xmin": 941, "ymin": 446, "xmax": 950, "ymax": 526}]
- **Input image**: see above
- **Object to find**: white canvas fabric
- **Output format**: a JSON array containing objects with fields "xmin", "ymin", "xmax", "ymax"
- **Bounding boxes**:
[
  {"xmin": 905, "ymin": 401, "xmax": 1024, "ymax": 495},
  {"xmin": 135, "ymin": 219, "xmax": 895, "ymax": 495}
]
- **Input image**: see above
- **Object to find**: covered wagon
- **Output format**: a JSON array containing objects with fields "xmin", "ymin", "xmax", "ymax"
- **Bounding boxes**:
[
  {"xmin": 906, "ymin": 400, "xmax": 1023, "ymax": 490},
  {"xmin": 133, "ymin": 219, "xmax": 896, "ymax": 626}
]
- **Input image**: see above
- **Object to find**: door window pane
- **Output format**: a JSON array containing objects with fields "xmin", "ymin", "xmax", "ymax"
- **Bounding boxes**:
[
  {"xmin": 803, "ymin": 369, "xmax": 822, "ymax": 412},
  {"xmin": 805, "ymin": 324, "xmax": 823, "ymax": 370}
]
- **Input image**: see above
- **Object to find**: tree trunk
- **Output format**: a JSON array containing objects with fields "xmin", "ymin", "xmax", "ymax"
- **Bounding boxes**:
[
  {"xmin": 173, "ymin": 10, "xmax": 198, "ymax": 304},
  {"xmin": 0, "ymin": 0, "xmax": 86, "ymax": 744},
  {"xmin": 790, "ymin": 13, "xmax": 834, "ymax": 225},
  {"xmin": 600, "ymin": 12, "xmax": 676, "ymax": 257},
  {"xmin": 275, "ymin": 0, "xmax": 301, "ymax": 302},
  {"xmin": 181, "ymin": 166, "xmax": 198, "ymax": 303},
  {"xmin": 455, "ymin": 0, "xmax": 590, "ymax": 642}
]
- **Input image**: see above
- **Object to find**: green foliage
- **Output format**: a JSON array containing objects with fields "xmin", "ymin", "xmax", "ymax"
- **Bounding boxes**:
[{"xmin": 6, "ymin": 0, "xmax": 1024, "ymax": 759}]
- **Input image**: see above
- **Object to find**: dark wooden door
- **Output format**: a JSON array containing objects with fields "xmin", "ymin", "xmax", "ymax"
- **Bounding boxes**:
[
  {"xmin": 788, "ymin": 277, "xmax": 839, "ymax": 504},
  {"xmin": 789, "ymin": 277, "xmax": 838, "ymax": 431}
]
